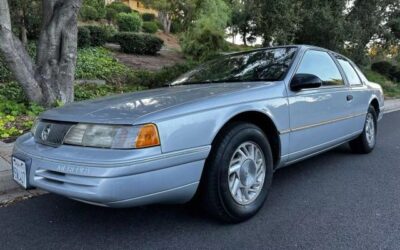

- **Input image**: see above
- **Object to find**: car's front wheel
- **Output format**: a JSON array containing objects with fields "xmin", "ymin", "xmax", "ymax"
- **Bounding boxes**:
[
  {"xmin": 349, "ymin": 106, "xmax": 377, "ymax": 154},
  {"xmin": 200, "ymin": 122, "xmax": 273, "ymax": 223}
]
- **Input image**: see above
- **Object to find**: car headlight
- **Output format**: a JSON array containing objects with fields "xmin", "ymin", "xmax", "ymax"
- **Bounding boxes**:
[{"xmin": 63, "ymin": 123, "xmax": 160, "ymax": 149}]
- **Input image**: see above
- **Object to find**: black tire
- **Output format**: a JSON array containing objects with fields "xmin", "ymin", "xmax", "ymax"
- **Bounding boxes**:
[
  {"xmin": 200, "ymin": 122, "xmax": 273, "ymax": 223},
  {"xmin": 349, "ymin": 106, "xmax": 378, "ymax": 154}
]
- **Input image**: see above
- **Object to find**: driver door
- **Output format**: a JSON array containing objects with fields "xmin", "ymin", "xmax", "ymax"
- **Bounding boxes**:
[{"xmin": 287, "ymin": 50, "xmax": 354, "ymax": 162}]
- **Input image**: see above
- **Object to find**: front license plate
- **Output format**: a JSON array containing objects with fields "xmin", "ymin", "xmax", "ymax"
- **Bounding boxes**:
[{"xmin": 12, "ymin": 157, "xmax": 27, "ymax": 189}]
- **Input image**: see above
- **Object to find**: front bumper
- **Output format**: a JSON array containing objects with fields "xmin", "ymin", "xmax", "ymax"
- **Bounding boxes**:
[{"xmin": 13, "ymin": 134, "xmax": 211, "ymax": 207}]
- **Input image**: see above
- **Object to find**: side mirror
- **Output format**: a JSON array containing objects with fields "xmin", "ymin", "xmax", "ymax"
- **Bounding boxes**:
[{"xmin": 290, "ymin": 74, "xmax": 323, "ymax": 91}]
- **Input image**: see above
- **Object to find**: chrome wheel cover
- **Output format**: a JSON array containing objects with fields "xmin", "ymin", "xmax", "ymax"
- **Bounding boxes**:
[
  {"xmin": 365, "ymin": 113, "xmax": 375, "ymax": 147},
  {"xmin": 228, "ymin": 142, "xmax": 266, "ymax": 205}
]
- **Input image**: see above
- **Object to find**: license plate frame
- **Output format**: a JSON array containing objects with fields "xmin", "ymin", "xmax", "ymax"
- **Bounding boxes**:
[{"xmin": 12, "ymin": 157, "xmax": 28, "ymax": 189}]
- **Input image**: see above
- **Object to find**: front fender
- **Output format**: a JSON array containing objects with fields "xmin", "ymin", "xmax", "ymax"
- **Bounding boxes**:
[{"xmin": 155, "ymin": 97, "xmax": 290, "ymax": 154}]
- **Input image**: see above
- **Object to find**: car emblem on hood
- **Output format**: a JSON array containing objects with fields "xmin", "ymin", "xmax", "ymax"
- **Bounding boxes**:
[{"xmin": 41, "ymin": 125, "xmax": 51, "ymax": 141}]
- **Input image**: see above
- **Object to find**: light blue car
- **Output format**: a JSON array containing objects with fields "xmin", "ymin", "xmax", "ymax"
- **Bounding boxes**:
[{"xmin": 13, "ymin": 45, "xmax": 384, "ymax": 222}]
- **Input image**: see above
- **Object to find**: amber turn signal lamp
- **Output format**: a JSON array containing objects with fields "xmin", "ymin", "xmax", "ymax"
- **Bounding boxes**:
[{"xmin": 135, "ymin": 124, "xmax": 160, "ymax": 148}]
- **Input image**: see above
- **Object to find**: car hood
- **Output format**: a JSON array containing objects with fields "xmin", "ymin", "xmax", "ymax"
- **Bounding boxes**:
[{"xmin": 40, "ymin": 83, "xmax": 266, "ymax": 124}]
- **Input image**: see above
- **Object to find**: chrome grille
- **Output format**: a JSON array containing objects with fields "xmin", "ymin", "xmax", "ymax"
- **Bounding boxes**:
[{"xmin": 34, "ymin": 121, "xmax": 75, "ymax": 147}]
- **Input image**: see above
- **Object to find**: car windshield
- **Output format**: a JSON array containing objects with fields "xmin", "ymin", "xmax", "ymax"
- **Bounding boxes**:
[{"xmin": 170, "ymin": 47, "xmax": 298, "ymax": 86}]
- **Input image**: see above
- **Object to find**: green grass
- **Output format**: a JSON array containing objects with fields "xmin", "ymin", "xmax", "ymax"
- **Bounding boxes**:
[{"xmin": 364, "ymin": 69, "xmax": 400, "ymax": 98}]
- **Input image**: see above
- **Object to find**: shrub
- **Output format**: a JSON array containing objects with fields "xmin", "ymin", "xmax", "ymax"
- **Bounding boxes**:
[
  {"xmin": 155, "ymin": 20, "xmax": 164, "ymax": 30},
  {"xmin": 114, "ymin": 32, "xmax": 164, "ymax": 55},
  {"xmin": 116, "ymin": 13, "xmax": 143, "ymax": 32},
  {"xmin": 107, "ymin": 2, "xmax": 132, "ymax": 14},
  {"xmin": 142, "ymin": 13, "xmax": 156, "ymax": 22},
  {"xmin": 82, "ymin": 0, "xmax": 106, "ymax": 19},
  {"xmin": 371, "ymin": 61, "xmax": 400, "ymax": 82},
  {"xmin": 0, "ymin": 82, "xmax": 25, "ymax": 103},
  {"xmin": 371, "ymin": 61, "xmax": 394, "ymax": 76},
  {"xmin": 181, "ymin": 27, "xmax": 227, "ymax": 61},
  {"xmin": 142, "ymin": 21, "xmax": 158, "ymax": 34},
  {"xmin": 78, "ymin": 26, "xmax": 91, "ymax": 48},
  {"xmin": 101, "ymin": 25, "xmax": 118, "ymax": 42},
  {"xmin": 74, "ymin": 83, "xmax": 115, "ymax": 101},
  {"xmin": 170, "ymin": 20, "xmax": 184, "ymax": 34},
  {"xmin": 391, "ymin": 69, "xmax": 400, "ymax": 82},
  {"xmin": 74, "ymin": 82, "xmax": 144, "ymax": 102},
  {"xmin": 364, "ymin": 69, "xmax": 400, "ymax": 98},
  {"xmin": 76, "ymin": 47, "xmax": 129, "ymax": 82},
  {"xmin": 0, "ymin": 84, "xmax": 44, "ymax": 140},
  {"xmin": 86, "ymin": 25, "xmax": 108, "ymax": 46},
  {"xmin": 106, "ymin": 7, "xmax": 118, "ymax": 23},
  {"xmin": 135, "ymin": 62, "xmax": 198, "ymax": 89},
  {"xmin": 0, "ymin": 58, "xmax": 13, "ymax": 83},
  {"xmin": 80, "ymin": 5, "xmax": 99, "ymax": 21}
]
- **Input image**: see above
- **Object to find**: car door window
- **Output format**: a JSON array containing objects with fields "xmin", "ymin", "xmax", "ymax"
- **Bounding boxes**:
[
  {"xmin": 337, "ymin": 57, "xmax": 363, "ymax": 86},
  {"xmin": 297, "ymin": 50, "xmax": 344, "ymax": 87}
]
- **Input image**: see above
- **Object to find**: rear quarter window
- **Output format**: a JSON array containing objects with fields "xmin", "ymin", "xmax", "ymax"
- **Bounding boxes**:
[{"xmin": 337, "ymin": 57, "xmax": 363, "ymax": 86}]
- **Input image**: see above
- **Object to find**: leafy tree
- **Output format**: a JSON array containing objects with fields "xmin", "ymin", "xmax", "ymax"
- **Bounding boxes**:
[
  {"xmin": 0, "ymin": 0, "xmax": 83, "ymax": 106},
  {"xmin": 140, "ymin": 0, "xmax": 173, "ymax": 33},
  {"xmin": 228, "ymin": 0, "xmax": 255, "ymax": 46},
  {"xmin": 294, "ymin": 0, "xmax": 347, "ymax": 51},
  {"xmin": 141, "ymin": 0, "xmax": 198, "ymax": 34},
  {"xmin": 252, "ymin": 0, "xmax": 302, "ymax": 46},
  {"xmin": 344, "ymin": 0, "xmax": 397, "ymax": 64},
  {"xmin": 181, "ymin": 0, "xmax": 231, "ymax": 60},
  {"xmin": 386, "ymin": 3, "xmax": 400, "ymax": 43},
  {"xmin": 8, "ymin": 0, "xmax": 42, "ymax": 45}
]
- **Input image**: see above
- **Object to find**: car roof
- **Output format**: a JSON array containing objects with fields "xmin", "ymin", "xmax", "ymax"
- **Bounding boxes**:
[
  {"xmin": 229, "ymin": 44, "xmax": 335, "ymax": 54},
  {"xmin": 226, "ymin": 45, "xmax": 350, "ymax": 61}
]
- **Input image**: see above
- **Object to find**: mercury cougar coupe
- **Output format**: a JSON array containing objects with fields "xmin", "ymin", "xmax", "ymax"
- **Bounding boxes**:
[{"xmin": 13, "ymin": 45, "xmax": 384, "ymax": 222}]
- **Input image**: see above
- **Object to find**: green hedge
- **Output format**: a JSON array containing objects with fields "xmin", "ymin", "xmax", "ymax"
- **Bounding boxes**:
[
  {"xmin": 116, "ymin": 13, "xmax": 143, "ymax": 32},
  {"xmin": 107, "ymin": 2, "xmax": 132, "ymax": 14},
  {"xmin": 80, "ymin": 5, "xmax": 99, "ymax": 21},
  {"xmin": 114, "ymin": 32, "xmax": 164, "ymax": 55},
  {"xmin": 86, "ymin": 26, "xmax": 108, "ymax": 46},
  {"xmin": 106, "ymin": 7, "xmax": 118, "ymax": 23},
  {"xmin": 142, "ymin": 21, "xmax": 158, "ymax": 34},
  {"xmin": 78, "ymin": 26, "xmax": 115, "ymax": 47},
  {"xmin": 78, "ymin": 26, "xmax": 91, "ymax": 48},
  {"xmin": 142, "ymin": 13, "xmax": 156, "ymax": 22}
]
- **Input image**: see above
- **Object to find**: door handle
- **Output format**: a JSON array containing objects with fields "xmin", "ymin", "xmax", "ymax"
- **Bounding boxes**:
[{"xmin": 347, "ymin": 95, "xmax": 354, "ymax": 101}]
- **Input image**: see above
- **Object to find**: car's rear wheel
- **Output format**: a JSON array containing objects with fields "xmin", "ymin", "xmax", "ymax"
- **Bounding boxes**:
[
  {"xmin": 200, "ymin": 122, "xmax": 273, "ymax": 223},
  {"xmin": 349, "ymin": 106, "xmax": 377, "ymax": 154}
]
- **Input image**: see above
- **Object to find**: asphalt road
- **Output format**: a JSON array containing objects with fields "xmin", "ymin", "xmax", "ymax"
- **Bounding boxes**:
[{"xmin": 1, "ymin": 111, "xmax": 400, "ymax": 250}]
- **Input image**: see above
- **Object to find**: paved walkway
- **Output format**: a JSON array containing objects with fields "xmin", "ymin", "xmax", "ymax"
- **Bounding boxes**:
[
  {"xmin": 0, "ymin": 143, "xmax": 17, "ymax": 194},
  {"xmin": 0, "ymin": 99, "xmax": 400, "ymax": 198},
  {"xmin": 385, "ymin": 99, "xmax": 400, "ymax": 113}
]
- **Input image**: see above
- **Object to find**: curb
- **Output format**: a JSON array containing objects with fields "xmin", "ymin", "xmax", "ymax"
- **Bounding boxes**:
[
  {"xmin": 0, "ymin": 188, "xmax": 47, "ymax": 207},
  {"xmin": 384, "ymin": 107, "xmax": 400, "ymax": 114}
]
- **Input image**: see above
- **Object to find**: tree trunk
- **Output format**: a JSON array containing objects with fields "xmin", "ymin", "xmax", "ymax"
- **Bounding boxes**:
[
  {"xmin": 0, "ymin": 0, "xmax": 82, "ymax": 107},
  {"xmin": 19, "ymin": 9, "xmax": 28, "ymax": 46},
  {"xmin": 159, "ymin": 11, "xmax": 172, "ymax": 34},
  {"xmin": 242, "ymin": 32, "xmax": 247, "ymax": 46}
]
